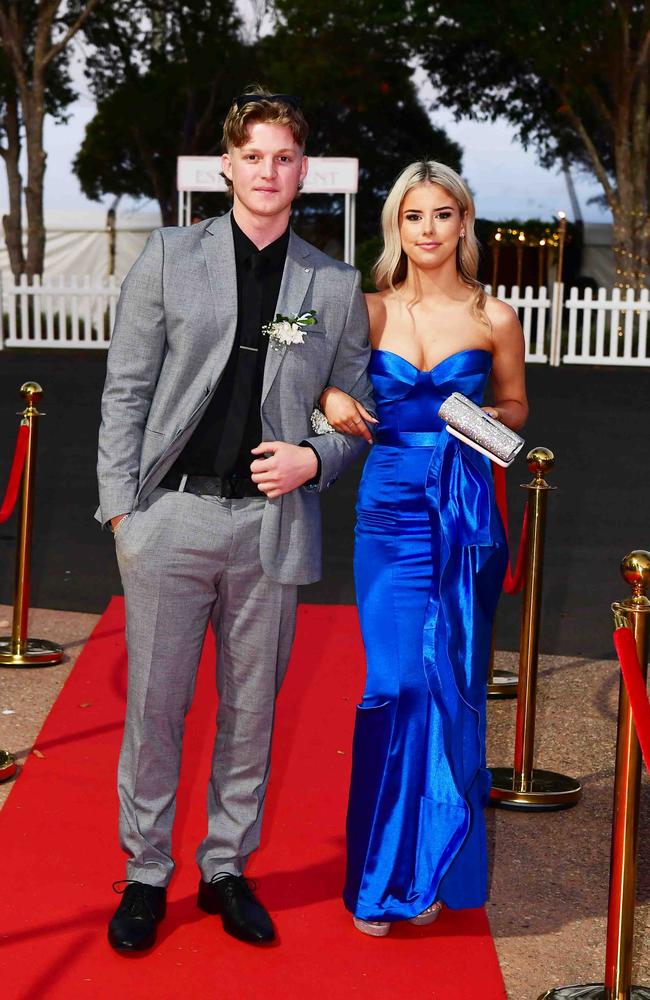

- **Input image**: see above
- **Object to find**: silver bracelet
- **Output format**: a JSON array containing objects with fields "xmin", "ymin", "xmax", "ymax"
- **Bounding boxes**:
[{"xmin": 310, "ymin": 407, "xmax": 335, "ymax": 435}]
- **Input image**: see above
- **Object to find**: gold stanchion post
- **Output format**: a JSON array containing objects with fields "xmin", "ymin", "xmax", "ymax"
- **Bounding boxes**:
[
  {"xmin": 491, "ymin": 232, "xmax": 501, "ymax": 290},
  {"xmin": 538, "ymin": 550, "xmax": 650, "ymax": 1000},
  {"xmin": 538, "ymin": 239, "xmax": 546, "ymax": 289},
  {"xmin": 488, "ymin": 622, "xmax": 518, "ymax": 699},
  {"xmin": 0, "ymin": 382, "xmax": 63, "ymax": 667},
  {"xmin": 551, "ymin": 212, "xmax": 567, "ymax": 366},
  {"xmin": 556, "ymin": 212, "xmax": 567, "ymax": 289},
  {"xmin": 488, "ymin": 465, "xmax": 518, "ymax": 699},
  {"xmin": 516, "ymin": 231, "xmax": 525, "ymax": 287},
  {"xmin": 489, "ymin": 447, "xmax": 581, "ymax": 809},
  {"xmin": 0, "ymin": 749, "xmax": 17, "ymax": 783}
]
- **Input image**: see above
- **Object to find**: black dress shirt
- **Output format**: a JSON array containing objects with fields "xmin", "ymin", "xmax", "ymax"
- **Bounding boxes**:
[{"xmin": 170, "ymin": 215, "xmax": 290, "ymax": 493}]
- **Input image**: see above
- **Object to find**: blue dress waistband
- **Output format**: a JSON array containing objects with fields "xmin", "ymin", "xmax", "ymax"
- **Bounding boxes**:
[{"xmin": 375, "ymin": 429, "xmax": 442, "ymax": 447}]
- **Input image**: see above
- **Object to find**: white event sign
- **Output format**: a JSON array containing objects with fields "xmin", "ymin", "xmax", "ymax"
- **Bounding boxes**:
[
  {"xmin": 302, "ymin": 158, "xmax": 358, "ymax": 194},
  {"xmin": 176, "ymin": 156, "xmax": 358, "ymax": 194},
  {"xmin": 177, "ymin": 157, "xmax": 224, "ymax": 192}
]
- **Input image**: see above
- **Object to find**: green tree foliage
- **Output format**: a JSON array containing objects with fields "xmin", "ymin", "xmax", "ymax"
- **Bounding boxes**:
[
  {"xmin": 260, "ymin": 0, "xmax": 462, "ymax": 246},
  {"xmin": 75, "ymin": 0, "xmax": 461, "ymax": 248},
  {"xmin": 412, "ymin": 0, "xmax": 650, "ymax": 287},
  {"xmin": 76, "ymin": 0, "xmax": 252, "ymax": 224},
  {"xmin": 0, "ymin": 51, "xmax": 25, "ymax": 276}
]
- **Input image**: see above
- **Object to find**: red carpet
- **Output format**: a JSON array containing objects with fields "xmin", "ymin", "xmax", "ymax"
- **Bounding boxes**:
[{"xmin": 0, "ymin": 600, "xmax": 506, "ymax": 1000}]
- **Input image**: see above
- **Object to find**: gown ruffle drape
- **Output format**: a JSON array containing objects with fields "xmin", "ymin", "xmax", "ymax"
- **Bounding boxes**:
[{"xmin": 343, "ymin": 348, "xmax": 507, "ymax": 922}]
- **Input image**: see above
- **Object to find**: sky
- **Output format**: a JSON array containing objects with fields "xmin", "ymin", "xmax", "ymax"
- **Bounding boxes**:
[{"xmin": 2, "ymin": 28, "xmax": 613, "ymax": 229}]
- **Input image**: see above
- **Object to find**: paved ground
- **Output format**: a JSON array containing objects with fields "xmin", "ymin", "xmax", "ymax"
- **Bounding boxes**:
[
  {"xmin": 0, "ymin": 606, "xmax": 647, "ymax": 998},
  {"xmin": 0, "ymin": 349, "xmax": 649, "ymax": 656}
]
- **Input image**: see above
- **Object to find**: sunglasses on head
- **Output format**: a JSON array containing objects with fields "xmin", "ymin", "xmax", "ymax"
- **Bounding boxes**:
[{"xmin": 234, "ymin": 93, "xmax": 301, "ymax": 111}]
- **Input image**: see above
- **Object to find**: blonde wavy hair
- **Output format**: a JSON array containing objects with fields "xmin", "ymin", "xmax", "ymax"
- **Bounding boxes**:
[{"xmin": 373, "ymin": 161, "xmax": 487, "ymax": 321}]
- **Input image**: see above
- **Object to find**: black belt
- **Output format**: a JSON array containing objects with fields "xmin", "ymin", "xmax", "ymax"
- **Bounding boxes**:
[{"xmin": 160, "ymin": 470, "xmax": 262, "ymax": 499}]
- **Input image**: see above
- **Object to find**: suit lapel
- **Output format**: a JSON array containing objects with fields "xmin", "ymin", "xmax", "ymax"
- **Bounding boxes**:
[
  {"xmin": 201, "ymin": 213, "xmax": 238, "ymax": 390},
  {"xmin": 262, "ymin": 231, "xmax": 314, "ymax": 405}
]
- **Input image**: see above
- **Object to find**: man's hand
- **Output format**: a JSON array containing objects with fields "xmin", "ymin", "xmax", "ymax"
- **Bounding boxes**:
[
  {"xmin": 250, "ymin": 442, "xmax": 318, "ymax": 498},
  {"xmin": 110, "ymin": 513, "xmax": 129, "ymax": 533}
]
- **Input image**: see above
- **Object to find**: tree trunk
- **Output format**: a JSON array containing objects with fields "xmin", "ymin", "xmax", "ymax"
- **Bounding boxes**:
[
  {"xmin": 611, "ymin": 214, "xmax": 650, "ymax": 291},
  {"xmin": 565, "ymin": 43, "xmax": 649, "ymax": 290},
  {"xmin": 22, "ymin": 81, "xmax": 47, "ymax": 279},
  {"xmin": 0, "ymin": 0, "xmax": 101, "ymax": 278},
  {"xmin": 133, "ymin": 125, "xmax": 175, "ymax": 225},
  {"xmin": 1, "ymin": 92, "xmax": 25, "ymax": 278},
  {"xmin": 609, "ymin": 14, "xmax": 649, "ymax": 291},
  {"xmin": 629, "ymin": 51, "xmax": 650, "ymax": 290},
  {"xmin": 610, "ymin": 99, "xmax": 649, "ymax": 289}
]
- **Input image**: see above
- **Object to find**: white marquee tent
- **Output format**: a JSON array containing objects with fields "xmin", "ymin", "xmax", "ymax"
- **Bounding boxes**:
[{"xmin": 0, "ymin": 207, "xmax": 162, "ymax": 285}]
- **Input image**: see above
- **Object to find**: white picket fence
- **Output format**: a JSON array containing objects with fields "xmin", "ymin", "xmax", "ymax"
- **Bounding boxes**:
[
  {"xmin": 0, "ymin": 273, "xmax": 120, "ymax": 350},
  {"xmin": 490, "ymin": 284, "xmax": 551, "ymax": 364},
  {"xmin": 563, "ymin": 286, "xmax": 650, "ymax": 366},
  {"xmin": 1, "ymin": 273, "xmax": 649, "ymax": 366}
]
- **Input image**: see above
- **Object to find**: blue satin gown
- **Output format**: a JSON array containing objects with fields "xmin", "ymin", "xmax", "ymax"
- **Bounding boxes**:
[{"xmin": 343, "ymin": 347, "xmax": 508, "ymax": 922}]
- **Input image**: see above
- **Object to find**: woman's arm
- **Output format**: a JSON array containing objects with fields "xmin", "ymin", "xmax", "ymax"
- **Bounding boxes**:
[
  {"xmin": 484, "ymin": 299, "xmax": 529, "ymax": 431},
  {"xmin": 319, "ymin": 387, "xmax": 377, "ymax": 443},
  {"xmin": 317, "ymin": 288, "xmax": 385, "ymax": 443}
]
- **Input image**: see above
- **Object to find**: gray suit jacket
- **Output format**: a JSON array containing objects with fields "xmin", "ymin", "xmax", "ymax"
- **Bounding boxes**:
[{"xmin": 97, "ymin": 212, "xmax": 373, "ymax": 585}]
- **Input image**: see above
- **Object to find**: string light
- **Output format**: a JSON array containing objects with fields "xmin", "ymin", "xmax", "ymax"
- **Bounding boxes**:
[
  {"xmin": 613, "ymin": 246, "xmax": 650, "ymax": 268},
  {"xmin": 489, "ymin": 211, "xmax": 648, "ymax": 292},
  {"xmin": 612, "ymin": 204, "xmax": 649, "ymax": 290},
  {"xmin": 489, "ymin": 217, "xmax": 572, "ymax": 291},
  {"xmin": 491, "ymin": 224, "xmax": 563, "ymax": 248},
  {"xmin": 613, "ymin": 246, "xmax": 649, "ymax": 291}
]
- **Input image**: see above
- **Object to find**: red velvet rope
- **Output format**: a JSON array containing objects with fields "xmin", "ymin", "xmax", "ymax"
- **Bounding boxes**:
[
  {"xmin": 613, "ymin": 625, "xmax": 650, "ymax": 774},
  {"xmin": 0, "ymin": 424, "xmax": 28, "ymax": 523},
  {"xmin": 493, "ymin": 463, "xmax": 529, "ymax": 595}
]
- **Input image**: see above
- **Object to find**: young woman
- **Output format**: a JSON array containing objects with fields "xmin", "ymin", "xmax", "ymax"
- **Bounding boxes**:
[{"xmin": 320, "ymin": 161, "xmax": 528, "ymax": 936}]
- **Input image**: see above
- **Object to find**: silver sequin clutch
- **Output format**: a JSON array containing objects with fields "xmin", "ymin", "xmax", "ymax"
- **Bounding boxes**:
[{"xmin": 437, "ymin": 392, "xmax": 524, "ymax": 468}]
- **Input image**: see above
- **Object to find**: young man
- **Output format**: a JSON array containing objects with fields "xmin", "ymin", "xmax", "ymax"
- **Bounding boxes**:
[{"xmin": 97, "ymin": 90, "xmax": 373, "ymax": 952}]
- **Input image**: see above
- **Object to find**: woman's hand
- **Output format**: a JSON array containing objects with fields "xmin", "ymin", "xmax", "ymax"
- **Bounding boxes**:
[
  {"xmin": 482, "ymin": 406, "xmax": 500, "ymax": 420},
  {"xmin": 320, "ymin": 387, "xmax": 378, "ymax": 443}
]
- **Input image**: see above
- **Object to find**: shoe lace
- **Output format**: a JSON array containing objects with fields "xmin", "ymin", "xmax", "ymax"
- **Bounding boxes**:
[
  {"xmin": 209, "ymin": 873, "xmax": 257, "ymax": 900},
  {"xmin": 112, "ymin": 879, "xmax": 159, "ymax": 919}
]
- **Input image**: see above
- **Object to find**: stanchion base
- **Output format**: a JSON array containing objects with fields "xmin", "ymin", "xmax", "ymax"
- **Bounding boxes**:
[
  {"xmin": 487, "ymin": 669, "xmax": 519, "ymax": 699},
  {"xmin": 0, "ymin": 636, "xmax": 64, "ymax": 667},
  {"xmin": 0, "ymin": 749, "xmax": 17, "ymax": 782},
  {"xmin": 489, "ymin": 767, "xmax": 582, "ymax": 810},
  {"xmin": 538, "ymin": 986, "xmax": 650, "ymax": 998}
]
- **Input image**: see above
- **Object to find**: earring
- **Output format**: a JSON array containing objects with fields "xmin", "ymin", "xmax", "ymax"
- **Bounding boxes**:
[{"xmin": 460, "ymin": 231, "xmax": 465, "ymax": 238}]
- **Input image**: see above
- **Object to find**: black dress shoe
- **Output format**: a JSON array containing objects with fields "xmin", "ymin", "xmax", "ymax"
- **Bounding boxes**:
[
  {"xmin": 198, "ymin": 874, "xmax": 275, "ymax": 944},
  {"xmin": 108, "ymin": 880, "xmax": 167, "ymax": 953}
]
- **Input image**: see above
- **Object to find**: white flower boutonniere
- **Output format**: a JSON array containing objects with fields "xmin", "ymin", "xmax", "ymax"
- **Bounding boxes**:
[{"xmin": 262, "ymin": 310, "xmax": 317, "ymax": 351}]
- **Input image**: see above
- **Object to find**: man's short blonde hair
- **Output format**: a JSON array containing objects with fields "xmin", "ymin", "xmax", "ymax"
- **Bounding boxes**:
[{"xmin": 222, "ymin": 86, "xmax": 309, "ymax": 156}]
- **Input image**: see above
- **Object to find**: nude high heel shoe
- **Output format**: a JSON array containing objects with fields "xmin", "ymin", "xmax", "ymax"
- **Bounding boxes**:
[
  {"xmin": 352, "ymin": 916, "xmax": 391, "ymax": 937},
  {"xmin": 408, "ymin": 900, "xmax": 442, "ymax": 926}
]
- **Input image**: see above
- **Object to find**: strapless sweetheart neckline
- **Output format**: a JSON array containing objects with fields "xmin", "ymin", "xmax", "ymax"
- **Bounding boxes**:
[{"xmin": 372, "ymin": 346, "xmax": 491, "ymax": 374}]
